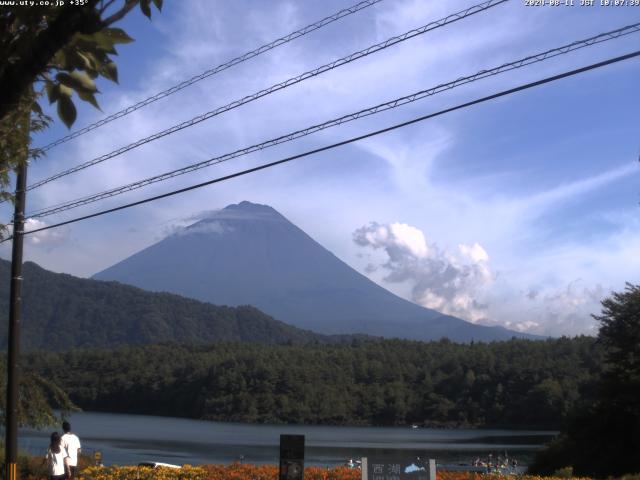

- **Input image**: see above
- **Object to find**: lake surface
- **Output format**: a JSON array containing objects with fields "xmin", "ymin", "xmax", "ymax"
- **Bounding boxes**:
[{"xmin": 19, "ymin": 411, "xmax": 556, "ymax": 468}]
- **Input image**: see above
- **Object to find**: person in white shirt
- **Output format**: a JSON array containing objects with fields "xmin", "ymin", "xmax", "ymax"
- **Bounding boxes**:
[
  {"xmin": 61, "ymin": 421, "xmax": 81, "ymax": 480},
  {"xmin": 46, "ymin": 432, "xmax": 69, "ymax": 480}
]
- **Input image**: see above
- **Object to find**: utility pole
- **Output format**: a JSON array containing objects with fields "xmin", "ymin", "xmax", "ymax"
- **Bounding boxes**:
[{"xmin": 4, "ymin": 160, "xmax": 27, "ymax": 480}]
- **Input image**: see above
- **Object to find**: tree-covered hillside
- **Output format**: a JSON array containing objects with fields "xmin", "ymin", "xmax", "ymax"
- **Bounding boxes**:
[
  {"xmin": 0, "ymin": 259, "xmax": 337, "ymax": 349},
  {"xmin": 530, "ymin": 284, "xmax": 640, "ymax": 477},
  {"xmin": 27, "ymin": 336, "xmax": 601, "ymax": 428}
]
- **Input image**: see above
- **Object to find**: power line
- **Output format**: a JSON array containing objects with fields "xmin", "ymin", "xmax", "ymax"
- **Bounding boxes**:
[
  {"xmin": 25, "ymin": 22, "xmax": 640, "ymax": 220},
  {"xmin": 24, "ymin": 0, "xmax": 507, "ymax": 193},
  {"xmin": 37, "ymin": 0, "xmax": 384, "ymax": 153},
  {"xmin": 9, "ymin": 49, "xmax": 638, "ymax": 241}
]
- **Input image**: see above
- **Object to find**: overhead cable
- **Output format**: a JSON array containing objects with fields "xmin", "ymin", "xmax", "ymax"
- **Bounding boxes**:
[
  {"xmin": 25, "ymin": 0, "xmax": 508, "ymax": 193},
  {"xmin": 25, "ymin": 22, "xmax": 640, "ymax": 220},
  {"xmin": 37, "ymin": 0, "xmax": 385, "ymax": 153},
  {"xmin": 8, "ymin": 49, "xmax": 638, "ymax": 241}
]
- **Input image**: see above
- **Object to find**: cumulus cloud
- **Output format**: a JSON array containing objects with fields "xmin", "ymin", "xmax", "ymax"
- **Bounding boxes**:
[
  {"xmin": 353, "ymin": 221, "xmax": 494, "ymax": 322},
  {"xmin": 354, "ymin": 222, "xmax": 429, "ymax": 260},
  {"xmin": 352, "ymin": 222, "xmax": 609, "ymax": 335}
]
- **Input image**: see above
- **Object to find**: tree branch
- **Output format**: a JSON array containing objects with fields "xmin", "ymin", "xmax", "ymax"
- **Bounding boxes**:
[
  {"xmin": 0, "ymin": 0, "xmax": 102, "ymax": 123},
  {"xmin": 101, "ymin": 0, "xmax": 138, "ymax": 27},
  {"xmin": 99, "ymin": 0, "xmax": 119, "ymax": 16}
]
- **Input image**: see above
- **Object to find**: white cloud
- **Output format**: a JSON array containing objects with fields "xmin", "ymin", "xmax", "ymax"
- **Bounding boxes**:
[
  {"xmin": 22, "ymin": 219, "xmax": 70, "ymax": 248},
  {"xmin": 354, "ymin": 221, "xmax": 494, "ymax": 322},
  {"xmin": 178, "ymin": 220, "xmax": 232, "ymax": 236},
  {"xmin": 352, "ymin": 219, "xmax": 632, "ymax": 336},
  {"xmin": 489, "ymin": 280, "xmax": 607, "ymax": 337},
  {"xmin": 354, "ymin": 222, "xmax": 429, "ymax": 259},
  {"xmin": 459, "ymin": 243, "xmax": 489, "ymax": 263},
  {"xmin": 512, "ymin": 162, "xmax": 639, "ymax": 220}
]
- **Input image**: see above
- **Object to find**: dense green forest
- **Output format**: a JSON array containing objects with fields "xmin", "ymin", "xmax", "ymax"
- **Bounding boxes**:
[{"xmin": 26, "ymin": 336, "xmax": 600, "ymax": 429}]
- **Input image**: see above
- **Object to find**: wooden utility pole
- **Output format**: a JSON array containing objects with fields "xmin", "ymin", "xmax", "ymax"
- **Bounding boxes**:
[{"xmin": 4, "ymin": 160, "xmax": 27, "ymax": 480}]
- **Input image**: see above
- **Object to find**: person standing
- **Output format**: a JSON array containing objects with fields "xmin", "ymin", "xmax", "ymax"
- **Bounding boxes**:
[
  {"xmin": 46, "ymin": 432, "xmax": 69, "ymax": 480},
  {"xmin": 61, "ymin": 421, "xmax": 81, "ymax": 480}
]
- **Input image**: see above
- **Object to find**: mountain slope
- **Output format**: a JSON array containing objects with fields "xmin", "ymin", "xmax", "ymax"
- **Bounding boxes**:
[
  {"xmin": 94, "ymin": 201, "xmax": 535, "ymax": 342},
  {"xmin": 0, "ymin": 259, "xmax": 338, "ymax": 350}
]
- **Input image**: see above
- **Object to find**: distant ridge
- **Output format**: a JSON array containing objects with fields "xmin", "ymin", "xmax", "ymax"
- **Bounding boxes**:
[
  {"xmin": 0, "ymin": 259, "xmax": 352, "ymax": 350},
  {"xmin": 93, "ymin": 201, "xmax": 538, "ymax": 342}
]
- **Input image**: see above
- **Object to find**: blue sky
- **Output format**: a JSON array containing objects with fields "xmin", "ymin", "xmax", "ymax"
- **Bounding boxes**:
[{"xmin": 1, "ymin": 0, "xmax": 639, "ymax": 336}]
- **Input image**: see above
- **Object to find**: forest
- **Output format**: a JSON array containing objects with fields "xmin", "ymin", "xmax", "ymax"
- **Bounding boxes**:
[
  {"xmin": 26, "ymin": 336, "xmax": 601, "ymax": 429},
  {"xmin": 0, "ymin": 259, "xmax": 347, "ymax": 349}
]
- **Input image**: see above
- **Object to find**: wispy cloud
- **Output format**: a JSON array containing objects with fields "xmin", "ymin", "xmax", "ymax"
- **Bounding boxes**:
[{"xmin": 515, "ymin": 162, "xmax": 639, "ymax": 216}]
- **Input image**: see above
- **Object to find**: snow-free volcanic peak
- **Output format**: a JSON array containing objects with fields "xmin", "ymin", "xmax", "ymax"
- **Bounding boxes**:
[{"xmin": 93, "ymin": 201, "xmax": 537, "ymax": 342}]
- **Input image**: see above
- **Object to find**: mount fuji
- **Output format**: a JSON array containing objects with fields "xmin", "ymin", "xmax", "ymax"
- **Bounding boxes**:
[{"xmin": 93, "ymin": 201, "xmax": 536, "ymax": 342}]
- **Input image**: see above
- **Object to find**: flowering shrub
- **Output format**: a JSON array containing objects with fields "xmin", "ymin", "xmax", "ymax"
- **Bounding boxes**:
[
  {"xmin": 201, "ymin": 464, "xmax": 360, "ymax": 480},
  {"xmin": 202, "ymin": 463, "xmax": 277, "ymax": 480},
  {"xmin": 78, "ymin": 465, "xmax": 206, "ymax": 480},
  {"xmin": 75, "ymin": 464, "xmax": 360, "ymax": 480},
  {"xmin": 437, "ymin": 473, "xmax": 594, "ymax": 480},
  {"xmin": 21, "ymin": 461, "xmax": 627, "ymax": 480}
]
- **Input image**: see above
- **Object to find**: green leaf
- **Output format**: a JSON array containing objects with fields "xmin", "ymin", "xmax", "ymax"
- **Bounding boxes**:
[
  {"xmin": 64, "ymin": 49, "xmax": 93, "ymax": 72},
  {"xmin": 31, "ymin": 101, "xmax": 43, "ymax": 116},
  {"xmin": 74, "ymin": 33, "xmax": 117, "ymax": 55},
  {"xmin": 76, "ymin": 56, "xmax": 100, "ymax": 78},
  {"xmin": 87, "ymin": 47, "xmax": 111, "ymax": 65},
  {"xmin": 77, "ymin": 90, "xmax": 101, "ymax": 111},
  {"xmin": 45, "ymin": 82, "xmax": 60, "ymax": 104},
  {"xmin": 56, "ymin": 72, "xmax": 97, "ymax": 94},
  {"xmin": 70, "ymin": 71, "xmax": 98, "ymax": 93},
  {"xmin": 152, "ymin": 0, "xmax": 163, "ymax": 10},
  {"xmin": 73, "ymin": 52, "xmax": 96, "ymax": 70},
  {"xmin": 75, "ymin": 51, "xmax": 101, "ymax": 78},
  {"xmin": 53, "ymin": 50, "xmax": 69, "ymax": 69},
  {"xmin": 88, "ymin": 31, "xmax": 121, "ymax": 54},
  {"xmin": 55, "ymin": 72, "xmax": 74, "ymax": 88},
  {"xmin": 140, "ymin": 0, "xmax": 152, "ymax": 18},
  {"xmin": 76, "ymin": 51, "xmax": 95, "ymax": 70},
  {"xmin": 57, "ymin": 95, "xmax": 77, "ymax": 129},
  {"xmin": 59, "ymin": 84, "xmax": 73, "ymax": 98},
  {"xmin": 104, "ymin": 27, "xmax": 135, "ymax": 44},
  {"xmin": 102, "ymin": 61, "xmax": 119, "ymax": 84}
]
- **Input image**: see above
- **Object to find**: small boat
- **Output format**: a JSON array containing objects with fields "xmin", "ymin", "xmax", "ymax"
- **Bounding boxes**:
[{"xmin": 138, "ymin": 462, "xmax": 181, "ymax": 469}]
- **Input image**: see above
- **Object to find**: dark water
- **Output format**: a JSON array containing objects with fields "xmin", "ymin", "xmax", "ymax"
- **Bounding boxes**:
[{"xmin": 19, "ymin": 411, "xmax": 556, "ymax": 468}]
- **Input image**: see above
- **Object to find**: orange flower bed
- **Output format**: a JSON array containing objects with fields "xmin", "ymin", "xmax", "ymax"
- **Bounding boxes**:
[
  {"xmin": 437, "ymin": 473, "xmax": 594, "ymax": 480},
  {"xmin": 201, "ymin": 464, "xmax": 360, "ymax": 480},
  {"xmin": 33, "ymin": 462, "xmax": 601, "ymax": 480},
  {"xmin": 200, "ymin": 465, "xmax": 597, "ymax": 480},
  {"xmin": 437, "ymin": 472, "xmax": 485, "ymax": 480}
]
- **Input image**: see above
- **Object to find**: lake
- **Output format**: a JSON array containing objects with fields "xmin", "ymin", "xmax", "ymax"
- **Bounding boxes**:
[{"xmin": 19, "ymin": 411, "xmax": 556, "ymax": 468}]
